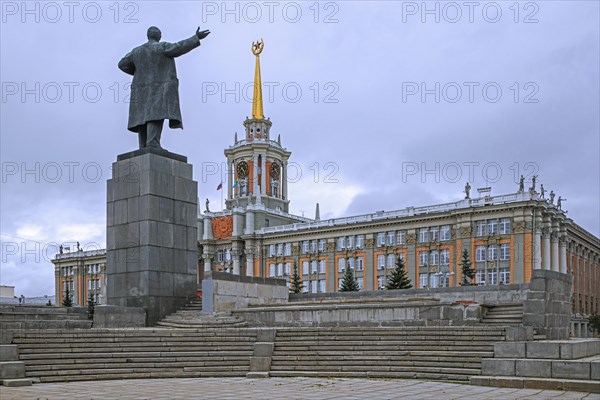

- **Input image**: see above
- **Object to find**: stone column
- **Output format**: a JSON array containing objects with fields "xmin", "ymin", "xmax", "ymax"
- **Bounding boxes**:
[
  {"xmin": 559, "ymin": 235, "xmax": 568, "ymax": 275},
  {"xmin": 261, "ymin": 153, "xmax": 267, "ymax": 196},
  {"xmin": 245, "ymin": 209, "xmax": 255, "ymax": 235},
  {"xmin": 245, "ymin": 245, "xmax": 254, "ymax": 277},
  {"xmin": 542, "ymin": 219, "xmax": 551, "ymax": 271},
  {"xmin": 227, "ymin": 157, "xmax": 233, "ymax": 200},
  {"xmin": 282, "ymin": 161, "xmax": 288, "ymax": 201},
  {"xmin": 203, "ymin": 216, "xmax": 214, "ymax": 240},
  {"xmin": 551, "ymin": 221, "xmax": 560, "ymax": 272},
  {"xmin": 232, "ymin": 250, "xmax": 241, "ymax": 275},
  {"xmin": 253, "ymin": 154, "xmax": 259, "ymax": 196},
  {"xmin": 203, "ymin": 254, "xmax": 212, "ymax": 273},
  {"xmin": 533, "ymin": 213, "xmax": 542, "ymax": 270}
]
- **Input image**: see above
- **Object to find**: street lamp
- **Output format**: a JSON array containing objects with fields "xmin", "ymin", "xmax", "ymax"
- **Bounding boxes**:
[{"xmin": 435, "ymin": 263, "xmax": 455, "ymax": 288}]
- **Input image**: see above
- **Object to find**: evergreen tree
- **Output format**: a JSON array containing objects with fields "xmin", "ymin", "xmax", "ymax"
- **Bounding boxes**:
[
  {"xmin": 289, "ymin": 261, "xmax": 304, "ymax": 294},
  {"xmin": 339, "ymin": 267, "xmax": 359, "ymax": 292},
  {"xmin": 86, "ymin": 293, "xmax": 96, "ymax": 320},
  {"xmin": 386, "ymin": 256, "xmax": 412, "ymax": 289},
  {"xmin": 461, "ymin": 249, "xmax": 475, "ymax": 285},
  {"xmin": 62, "ymin": 285, "xmax": 72, "ymax": 307}
]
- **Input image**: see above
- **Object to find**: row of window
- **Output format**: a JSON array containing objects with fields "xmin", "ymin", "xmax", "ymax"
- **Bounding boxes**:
[
  {"xmin": 87, "ymin": 263, "xmax": 102, "ymax": 274},
  {"xmin": 338, "ymin": 257, "xmax": 365, "ymax": 272},
  {"xmin": 475, "ymin": 244, "xmax": 510, "ymax": 261},
  {"xmin": 61, "ymin": 266, "xmax": 75, "ymax": 276},
  {"xmin": 417, "ymin": 226, "xmax": 452, "ymax": 244},
  {"xmin": 303, "ymin": 280, "xmax": 326, "ymax": 293},
  {"xmin": 87, "ymin": 279, "xmax": 102, "ymax": 290},
  {"xmin": 475, "ymin": 218, "xmax": 511, "ymax": 237},
  {"xmin": 419, "ymin": 250, "xmax": 451, "ymax": 266}
]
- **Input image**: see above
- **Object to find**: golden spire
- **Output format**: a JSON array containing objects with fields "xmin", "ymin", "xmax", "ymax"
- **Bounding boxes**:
[{"xmin": 251, "ymin": 39, "xmax": 264, "ymax": 120}]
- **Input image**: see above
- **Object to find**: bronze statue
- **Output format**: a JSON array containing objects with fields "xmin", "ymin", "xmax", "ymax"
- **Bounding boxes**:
[
  {"xmin": 119, "ymin": 26, "xmax": 210, "ymax": 149},
  {"xmin": 464, "ymin": 182, "xmax": 471, "ymax": 199},
  {"xmin": 549, "ymin": 190, "xmax": 555, "ymax": 204},
  {"xmin": 205, "ymin": 198, "xmax": 210, "ymax": 213},
  {"xmin": 518, "ymin": 175, "xmax": 525, "ymax": 192},
  {"xmin": 540, "ymin": 184, "xmax": 545, "ymax": 198}
]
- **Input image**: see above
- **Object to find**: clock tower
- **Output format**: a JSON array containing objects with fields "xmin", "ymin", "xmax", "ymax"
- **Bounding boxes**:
[{"xmin": 224, "ymin": 40, "xmax": 291, "ymax": 212}]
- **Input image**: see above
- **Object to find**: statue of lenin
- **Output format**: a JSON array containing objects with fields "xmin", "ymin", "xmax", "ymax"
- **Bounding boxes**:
[{"xmin": 118, "ymin": 26, "xmax": 210, "ymax": 149}]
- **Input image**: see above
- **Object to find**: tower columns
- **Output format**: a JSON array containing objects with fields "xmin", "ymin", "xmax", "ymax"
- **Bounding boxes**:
[{"xmin": 227, "ymin": 157, "xmax": 233, "ymax": 200}]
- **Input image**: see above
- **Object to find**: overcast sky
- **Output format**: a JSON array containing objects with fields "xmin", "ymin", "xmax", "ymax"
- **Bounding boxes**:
[{"xmin": 1, "ymin": 1, "xmax": 599, "ymax": 297}]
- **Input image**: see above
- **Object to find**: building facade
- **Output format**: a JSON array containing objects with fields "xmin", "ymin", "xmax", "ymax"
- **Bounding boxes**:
[
  {"xmin": 52, "ymin": 249, "xmax": 106, "ymax": 307},
  {"xmin": 53, "ymin": 41, "xmax": 600, "ymax": 319}
]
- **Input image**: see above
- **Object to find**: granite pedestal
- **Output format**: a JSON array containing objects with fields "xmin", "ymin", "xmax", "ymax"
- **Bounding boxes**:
[{"xmin": 106, "ymin": 148, "xmax": 198, "ymax": 325}]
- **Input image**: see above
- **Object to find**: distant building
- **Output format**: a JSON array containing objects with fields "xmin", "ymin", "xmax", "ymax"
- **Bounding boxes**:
[
  {"xmin": 52, "ymin": 249, "xmax": 106, "ymax": 306},
  {"xmin": 0, "ymin": 285, "xmax": 15, "ymax": 299}
]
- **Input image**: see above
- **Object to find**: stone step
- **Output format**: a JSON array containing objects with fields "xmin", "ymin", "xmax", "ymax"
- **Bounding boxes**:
[
  {"xmin": 274, "ymin": 345, "xmax": 493, "ymax": 354},
  {"xmin": 0, "ymin": 361, "xmax": 26, "ymax": 380},
  {"xmin": 35, "ymin": 370, "xmax": 245, "ymax": 383},
  {"xmin": 26, "ymin": 365, "xmax": 249, "ymax": 376},
  {"xmin": 269, "ymin": 370, "xmax": 474, "ymax": 381},
  {"xmin": 23, "ymin": 355, "xmax": 253, "ymax": 366},
  {"xmin": 0, "ymin": 312, "xmax": 90, "ymax": 321},
  {"xmin": 1, "ymin": 378, "xmax": 33, "ymax": 386},
  {"xmin": 14, "ymin": 336, "xmax": 256, "ymax": 345},
  {"xmin": 0, "ymin": 321, "xmax": 92, "ymax": 330},
  {"xmin": 271, "ymin": 360, "xmax": 481, "ymax": 369},
  {"xmin": 0, "ymin": 306, "xmax": 68, "ymax": 314},
  {"xmin": 155, "ymin": 321, "xmax": 247, "ymax": 329},
  {"xmin": 470, "ymin": 376, "xmax": 600, "ymax": 393},
  {"xmin": 26, "ymin": 360, "xmax": 251, "ymax": 372},
  {"xmin": 19, "ymin": 351, "xmax": 254, "ymax": 361},
  {"xmin": 270, "ymin": 364, "xmax": 480, "ymax": 374},
  {"xmin": 18, "ymin": 345, "xmax": 255, "ymax": 355}
]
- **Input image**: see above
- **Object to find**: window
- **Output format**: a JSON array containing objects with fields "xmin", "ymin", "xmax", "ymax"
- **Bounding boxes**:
[
  {"xmin": 88, "ymin": 280, "xmax": 92, "ymax": 290},
  {"xmin": 475, "ymin": 221, "xmax": 486, "ymax": 237},
  {"xmin": 318, "ymin": 240, "xmax": 326, "ymax": 252},
  {"xmin": 310, "ymin": 280, "xmax": 318, "ymax": 293},
  {"xmin": 302, "ymin": 261, "xmax": 309, "ymax": 275},
  {"xmin": 419, "ymin": 251, "xmax": 428, "ymax": 266},
  {"xmin": 338, "ymin": 237, "xmax": 346, "ymax": 251},
  {"xmin": 476, "ymin": 270, "xmax": 486, "ymax": 285},
  {"xmin": 269, "ymin": 264, "xmax": 275, "ymax": 277},
  {"xmin": 347, "ymin": 236, "xmax": 354, "ymax": 249},
  {"xmin": 476, "ymin": 246, "xmax": 486, "ymax": 262},
  {"xmin": 284, "ymin": 243, "xmax": 292, "ymax": 256},
  {"xmin": 338, "ymin": 279, "xmax": 344, "ymax": 290},
  {"xmin": 356, "ymin": 257, "xmax": 364, "ymax": 271},
  {"xmin": 302, "ymin": 241, "xmax": 309, "ymax": 254},
  {"xmin": 240, "ymin": 178, "xmax": 248, "ymax": 196},
  {"xmin": 387, "ymin": 231, "xmax": 395, "ymax": 246},
  {"xmin": 310, "ymin": 240, "xmax": 317, "ymax": 253},
  {"xmin": 500, "ymin": 268, "xmax": 510, "ymax": 284},
  {"xmin": 217, "ymin": 250, "xmax": 224, "ymax": 263},
  {"xmin": 429, "ymin": 274, "xmax": 439, "ymax": 288},
  {"xmin": 377, "ymin": 255, "xmax": 385, "ymax": 269},
  {"xmin": 269, "ymin": 245, "xmax": 275, "ymax": 257},
  {"xmin": 419, "ymin": 228, "xmax": 429, "ymax": 243},
  {"xmin": 488, "ymin": 245, "xmax": 498, "ymax": 261},
  {"xmin": 378, "ymin": 276, "xmax": 386, "ymax": 290},
  {"xmin": 430, "ymin": 226, "xmax": 439, "ymax": 241},
  {"xmin": 440, "ymin": 249, "xmax": 450, "ymax": 265},
  {"xmin": 377, "ymin": 232, "xmax": 385, "ymax": 247},
  {"xmin": 338, "ymin": 258, "xmax": 346, "ymax": 272},
  {"xmin": 319, "ymin": 280, "xmax": 326, "ymax": 293},
  {"xmin": 276, "ymin": 244, "xmax": 283, "ymax": 256},
  {"xmin": 440, "ymin": 225, "xmax": 451, "ymax": 241},
  {"xmin": 500, "ymin": 218, "xmax": 511, "ymax": 234},
  {"xmin": 397, "ymin": 230, "xmax": 406, "ymax": 245},
  {"xmin": 285, "ymin": 263, "xmax": 291, "ymax": 276},
  {"xmin": 397, "ymin": 253, "xmax": 405, "ymax": 261},
  {"xmin": 311, "ymin": 261, "xmax": 318, "ymax": 274},
  {"xmin": 430, "ymin": 251, "xmax": 439, "ymax": 266},
  {"xmin": 96, "ymin": 279, "xmax": 101, "ymax": 289},
  {"xmin": 500, "ymin": 244, "xmax": 510, "ymax": 260},
  {"xmin": 356, "ymin": 278, "xmax": 364, "ymax": 290},
  {"xmin": 420, "ymin": 274, "xmax": 428, "ymax": 288},
  {"xmin": 387, "ymin": 254, "xmax": 395, "ymax": 269},
  {"xmin": 302, "ymin": 285, "xmax": 309, "ymax": 293},
  {"xmin": 271, "ymin": 180, "xmax": 279, "ymax": 197},
  {"xmin": 319, "ymin": 260, "xmax": 326, "ymax": 274},
  {"xmin": 488, "ymin": 271, "xmax": 498, "ymax": 285},
  {"xmin": 488, "ymin": 219, "xmax": 498, "ymax": 235},
  {"xmin": 356, "ymin": 235, "xmax": 364, "ymax": 249}
]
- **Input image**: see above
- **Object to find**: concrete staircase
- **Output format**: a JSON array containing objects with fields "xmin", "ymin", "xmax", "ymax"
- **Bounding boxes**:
[
  {"xmin": 154, "ymin": 299, "xmax": 248, "ymax": 329},
  {"xmin": 481, "ymin": 304, "xmax": 523, "ymax": 325},
  {"xmin": 0, "ymin": 305, "xmax": 92, "ymax": 332},
  {"xmin": 269, "ymin": 326, "xmax": 505, "ymax": 382},
  {"xmin": 0, "ymin": 345, "xmax": 32, "ymax": 386},
  {"xmin": 12, "ymin": 328, "xmax": 257, "ymax": 383}
]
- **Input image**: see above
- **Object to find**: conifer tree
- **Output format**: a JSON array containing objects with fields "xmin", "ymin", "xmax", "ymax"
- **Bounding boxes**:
[
  {"xmin": 461, "ymin": 249, "xmax": 475, "ymax": 285},
  {"xmin": 86, "ymin": 293, "xmax": 96, "ymax": 320},
  {"xmin": 339, "ymin": 267, "xmax": 359, "ymax": 292},
  {"xmin": 62, "ymin": 285, "xmax": 72, "ymax": 307},
  {"xmin": 386, "ymin": 256, "xmax": 412, "ymax": 289},
  {"xmin": 289, "ymin": 261, "xmax": 304, "ymax": 294}
]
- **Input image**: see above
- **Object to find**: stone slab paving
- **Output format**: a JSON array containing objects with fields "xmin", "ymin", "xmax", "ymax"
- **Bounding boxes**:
[{"xmin": 1, "ymin": 377, "xmax": 597, "ymax": 400}]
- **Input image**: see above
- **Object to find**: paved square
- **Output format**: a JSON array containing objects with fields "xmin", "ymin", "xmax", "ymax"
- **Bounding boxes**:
[{"xmin": 1, "ymin": 378, "xmax": 596, "ymax": 399}]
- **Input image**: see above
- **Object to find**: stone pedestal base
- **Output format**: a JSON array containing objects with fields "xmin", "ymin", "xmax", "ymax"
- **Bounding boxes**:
[{"xmin": 106, "ymin": 148, "xmax": 198, "ymax": 325}]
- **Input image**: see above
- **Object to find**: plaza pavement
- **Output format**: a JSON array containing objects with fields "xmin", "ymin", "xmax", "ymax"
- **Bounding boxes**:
[{"xmin": 1, "ymin": 377, "xmax": 597, "ymax": 400}]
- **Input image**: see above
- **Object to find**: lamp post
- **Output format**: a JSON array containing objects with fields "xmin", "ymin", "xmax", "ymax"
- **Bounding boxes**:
[{"xmin": 435, "ymin": 263, "xmax": 455, "ymax": 288}]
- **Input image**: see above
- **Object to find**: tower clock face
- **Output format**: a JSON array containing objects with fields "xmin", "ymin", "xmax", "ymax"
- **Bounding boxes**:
[
  {"xmin": 237, "ymin": 161, "xmax": 249, "ymax": 178},
  {"xmin": 270, "ymin": 163, "xmax": 281, "ymax": 179}
]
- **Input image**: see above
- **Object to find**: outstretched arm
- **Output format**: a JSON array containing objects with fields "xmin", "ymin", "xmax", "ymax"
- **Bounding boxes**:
[{"xmin": 164, "ymin": 27, "xmax": 210, "ymax": 58}]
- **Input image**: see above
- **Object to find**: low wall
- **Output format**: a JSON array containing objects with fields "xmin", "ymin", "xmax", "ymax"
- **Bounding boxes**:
[
  {"xmin": 201, "ymin": 271, "xmax": 288, "ymax": 314},
  {"xmin": 231, "ymin": 300, "xmax": 482, "ymax": 327},
  {"xmin": 93, "ymin": 305, "xmax": 146, "ymax": 328},
  {"xmin": 290, "ymin": 283, "xmax": 528, "ymax": 305}
]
